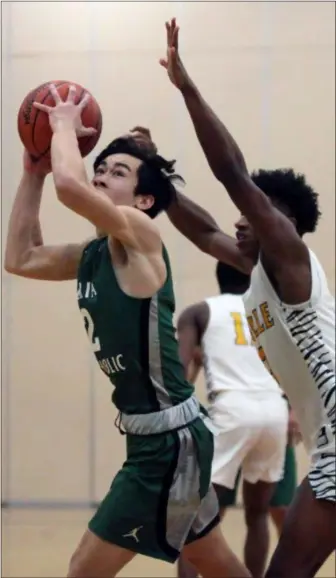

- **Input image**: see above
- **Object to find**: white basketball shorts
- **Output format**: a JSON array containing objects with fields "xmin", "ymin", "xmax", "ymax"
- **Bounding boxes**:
[{"xmin": 209, "ymin": 391, "xmax": 288, "ymax": 489}]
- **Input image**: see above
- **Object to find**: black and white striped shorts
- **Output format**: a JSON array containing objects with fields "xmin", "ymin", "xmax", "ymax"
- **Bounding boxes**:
[{"xmin": 309, "ymin": 453, "xmax": 336, "ymax": 502}]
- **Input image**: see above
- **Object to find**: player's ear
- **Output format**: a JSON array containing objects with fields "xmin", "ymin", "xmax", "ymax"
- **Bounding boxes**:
[{"xmin": 134, "ymin": 194, "xmax": 154, "ymax": 212}]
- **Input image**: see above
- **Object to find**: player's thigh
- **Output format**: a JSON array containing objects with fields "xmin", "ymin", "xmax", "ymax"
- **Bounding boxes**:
[
  {"xmin": 266, "ymin": 476, "xmax": 336, "ymax": 578},
  {"xmin": 183, "ymin": 523, "xmax": 251, "ymax": 578},
  {"xmin": 88, "ymin": 465, "xmax": 168, "ymax": 561},
  {"xmin": 243, "ymin": 397, "xmax": 288, "ymax": 484},
  {"xmin": 167, "ymin": 419, "xmax": 221, "ymax": 559},
  {"xmin": 183, "ymin": 484, "xmax": 250, "ymax": 577},
  {"xmin": 68, "ymin": 529, "xmax": 135, "ymax": 578},
  {"xmin": 86, "ymin": 431, "xmax": 193, "ymax": 565},
  {"xmin": 211, "ymin": 423, "xmax": 255, "ymax": 489}
]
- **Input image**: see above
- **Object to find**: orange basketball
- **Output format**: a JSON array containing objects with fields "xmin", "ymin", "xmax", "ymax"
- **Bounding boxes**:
[{"xmin": 17, "ymin": 80, "xmax": 103, "ymax": 160}]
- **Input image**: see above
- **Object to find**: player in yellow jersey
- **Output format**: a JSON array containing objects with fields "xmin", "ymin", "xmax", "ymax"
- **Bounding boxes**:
[{"xmin": 176, "ymin": 262, "xmax": 288, "ymax": 578}]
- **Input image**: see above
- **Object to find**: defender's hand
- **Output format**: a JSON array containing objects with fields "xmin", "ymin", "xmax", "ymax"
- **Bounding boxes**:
[
  {"xmin": 129, "ymin": 126, "xmax": 158, "ymax": 155},
  {"xmin": 120, "ymin": 126, "xmax": 158, "ymax": 156},
  {"xmin": 33, "ymin": 84, "xmax": 97, "ymax": 137},
  {"xmin": 159, "ymin": 18, "xmax": 192, "ymax": 91}
]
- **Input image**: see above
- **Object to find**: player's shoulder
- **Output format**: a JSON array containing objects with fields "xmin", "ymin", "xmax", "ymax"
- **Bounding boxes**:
[
  {"xmin": 119, "ymin": 206, "xmax": 161, "ymax": 237},
  {"xmin": 119, "ymin": 206, "xmax": 162, "ymax": 253},
  {"xmin": 178, "ymin": 300, "xmax": 209, "ymax": 327}
]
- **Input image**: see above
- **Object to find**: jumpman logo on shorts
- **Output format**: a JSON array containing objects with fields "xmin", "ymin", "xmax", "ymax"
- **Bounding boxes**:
[{"xmin": 122, "ymin": 526, "xmax": 143, "ymax": 543}]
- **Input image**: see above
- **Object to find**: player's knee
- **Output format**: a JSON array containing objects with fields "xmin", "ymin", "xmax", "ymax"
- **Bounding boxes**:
[
  {"xmin": 67, "ymin": 546, "xmax": 92, "ymax": 578},
  {"xmin": 177, "ymin": 553, "xmax": 198, "ymax": 578},
  {"xmin": 183, "ymin": 525, "xmax": 221, "ymax": 566},
  {"xmin": 244, "ymin": 503, "xmax": 269, "ymax": 526},
  {"xmin": 269, "ymin": 506, "xmax": 288, "ymax": 531},
  {"xmin": 67, "ymin": 550, "xmax": 83, "ymax": 577},
  {"xmin": 183, "ymin": 545, "xmax": 203, "ymax": 568},
  {"xmin": 67, "ymin": 548, "xmax": 86, "ymax": 578}
]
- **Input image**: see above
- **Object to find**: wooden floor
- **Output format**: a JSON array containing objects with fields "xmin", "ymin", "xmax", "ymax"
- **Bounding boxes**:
[{"xmin": 2, "ymin": 508, "xmax": 335, "ymax": 577}]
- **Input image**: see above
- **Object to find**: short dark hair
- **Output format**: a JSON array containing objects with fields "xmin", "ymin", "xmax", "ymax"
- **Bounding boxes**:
[
  {"xmin": 215, "ymin": 262, "xmax": 250, "ymax": 294},
  {"xmin": 93, "ymin": 137, "xmax": 184, "ymax": 218},
  {"xmin": 251, "ymin": 168, "xmax": 321, "ymax": 235}
]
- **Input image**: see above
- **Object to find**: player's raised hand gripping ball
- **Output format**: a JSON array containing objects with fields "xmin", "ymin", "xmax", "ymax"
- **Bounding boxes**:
[
  {"xmin": 33, "ymin": 83, "xmax": 98, "ymax": 136},
  {"xmin": 18, "ymin": 81, "xmax": 102, "ymax": 161}
]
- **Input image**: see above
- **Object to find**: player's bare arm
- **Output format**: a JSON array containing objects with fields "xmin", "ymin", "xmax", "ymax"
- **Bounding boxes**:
[
  {"xmin": 168, "ymin": 191, "xmax": 252, "ymax": 274},
  {"xmin": 34, "ymin": 85, "xmax": 162, "ymax": 251},
  {"xmin": 34, "ymin": 85, "xmax": 165, "ymax": 285},
  {"xmin": 186, "ymin": 346, "xmax": 203, "ymax": 384},
  {"xmin": 127, "ymin": 126, "xmax": 252, "ymax": 274},
  {"xmin": 177, "ymin": 302, "xmax": 209, "ymax": 379},
  {"xmin": 4, "ymin": 152, "xmax": 89, "ymax": 281},
  {"xmin": 161, "ymin": 19, "xmax": 312, "ymax": 303}
]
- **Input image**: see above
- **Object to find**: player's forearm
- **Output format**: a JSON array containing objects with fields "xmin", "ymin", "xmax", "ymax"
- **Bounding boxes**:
[
  {"xmin": 167, "ymin": 191, "xmax": 220, "ymax": 251},
  {"xmin": 4, "ymin": 171, "xmax": 45, "ymax": 272},
  {"xmin": 180, "ymin": 82, "xmax": 248, "ymax": 187},
  {"xmin": 50, "ymin": 126, "xmax": 129, "ymax": 237},
  {"xmin": 187, "ymin": 359, "xmax": 202, "ymax": 384},
  {"xmin": 51, "ymin": 126, "xmax": 88, "ymax": 193},
  {"xmin": 168, "ymin": 191, "xmax": 250, "ymax": 272},
  {"xmin": 178, "ymin": 342, "xmax": 195, "ymax": 377}
]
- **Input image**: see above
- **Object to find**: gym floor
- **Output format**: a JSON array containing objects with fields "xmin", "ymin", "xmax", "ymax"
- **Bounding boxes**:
[{"xmin": 3, "ymin": 508, "xmax": 335, "ymax": 577}]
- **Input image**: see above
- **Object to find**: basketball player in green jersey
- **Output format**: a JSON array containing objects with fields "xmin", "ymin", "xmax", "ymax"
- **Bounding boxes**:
[{"xmin": 5, "ymin": 85, "xmax": 251, "ymax": 577}]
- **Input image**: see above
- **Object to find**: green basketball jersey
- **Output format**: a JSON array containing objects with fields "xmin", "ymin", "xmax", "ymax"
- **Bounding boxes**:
[{"xmin": 77, "ymin": 237, "xmax": 194, "ymax": 414}]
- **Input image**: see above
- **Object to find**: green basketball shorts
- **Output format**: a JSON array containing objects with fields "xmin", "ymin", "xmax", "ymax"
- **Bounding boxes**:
[{"xmin": 88, "ymin": 417, "xmax": 220, "ymax": 563}]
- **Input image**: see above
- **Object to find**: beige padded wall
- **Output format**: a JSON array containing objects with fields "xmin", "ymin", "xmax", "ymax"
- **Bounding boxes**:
[{"xmin": 2, "ymin": 1, "xmax": 335, "ymax": 503}]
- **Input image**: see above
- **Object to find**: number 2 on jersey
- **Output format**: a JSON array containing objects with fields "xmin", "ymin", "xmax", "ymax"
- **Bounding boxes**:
[{"xmin": 80, "ymin": 308, "xmax": 101, "ymax": 352}]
